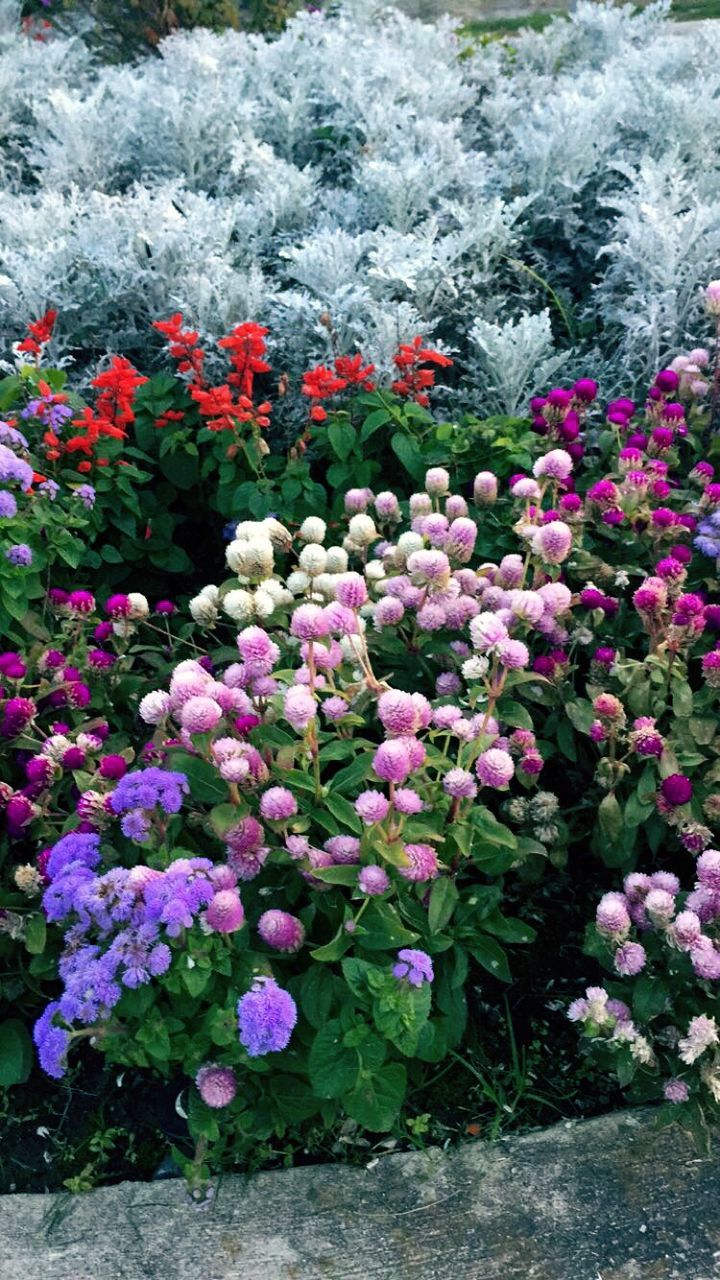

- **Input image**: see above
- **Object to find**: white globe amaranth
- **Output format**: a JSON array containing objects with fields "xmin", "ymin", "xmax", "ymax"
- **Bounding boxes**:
[
  {"xmin": 222, "ymin": 589, "xmax": 255, "ymax": 623},
  {"xmin": 299, "ymin": 516, "xmax": 327, "ymax": 544}
]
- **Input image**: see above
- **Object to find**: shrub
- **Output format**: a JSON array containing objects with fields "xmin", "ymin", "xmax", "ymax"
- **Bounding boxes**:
[{"xmin": 1, "ymin": 2, "xmax": 719, "ymax": 392}]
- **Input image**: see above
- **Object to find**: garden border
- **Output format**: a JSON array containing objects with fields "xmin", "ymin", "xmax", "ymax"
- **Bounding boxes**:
[{"xmin": 0, "ymin": 1108, "xmax": 717, "ymax": 1279}]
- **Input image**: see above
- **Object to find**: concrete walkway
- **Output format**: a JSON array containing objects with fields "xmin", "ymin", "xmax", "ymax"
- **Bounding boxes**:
[{"xmin": 0, "ymin": 1109, "xmax": 717, "ymax": 1279}]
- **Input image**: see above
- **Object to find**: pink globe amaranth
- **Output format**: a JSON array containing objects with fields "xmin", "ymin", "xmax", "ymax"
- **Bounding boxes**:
[
  {"xmin": 373, "ymin": 739, "xmax": 412, "ymax": 784},
  {"xmin": 398, "ymin": 843, "xmax": 439, "ymax": 882},
  {"xmin": 393, "ymin": 788, "xmax": 424, "ymax": 815},
  {"xmin": 654, "ymin": 368, "xmax": 679, "ymax": 394},
  {"xmin": 475, "ymin": 748, "xmax": 514, "ymax": 789},
  {"xmin": 534, "ymin": 520, "xmax": 572, "ymax": 565},
  {"xmin": 644, "ymin": 888, "xmax": 675, "ymax": 921},
  {"xmin": 473, "ymin": 471, "xmax": 497, "ymax": 504},
  {"xmin": 697, "ymin": 849, "xmax": 720, "ymax": 891},
  {"xmin": 358, "ymin": 864, "xmax": 390, "ymax": 895},
  {"xmin": 324, "ymin": 835, "xmax": 361, "ymax": 864},
  {"xmin": 259, "ymin": 787, "xmax": 297, "ymax": 821},
  {"xmin": 180, "ymin": 695, "xmax": 223, "ymax": 734},
  {"xmin": 375, "ymin": 596, "xmax": 405, "ymax": 627},
  {"xmin": 443, "ymin": 768, "xmax": 477, "ymax": 799},
  {"xmin": 614, "ymin": 941, "xmax": 646, "ymax": 976},
  {"xmin": 283, "ymin": 685, "xmax": 316, "ymax": 731},
  {"xmin": 672, "ymin": 910, "xmax": 703, "ymax": 951},
  {"xmin": 196, "ymin": 1064, "xmax": 237, "ymax": 1109},
  {"xmin": 355, "ymin": 790, "xmax": 390, "ymax": 825},
  {"xmin": 205, "ymin": 889, "xmax": 245, "ymax": 934},
  {"xmin": 664, "ymin": 1079, "xmax": 689, "ymax": 1104},
  {"xmin": 334, "ymin": 572, "xmax": 368, "ymax": 609},
  {"xmin": 377, "ymin": 690, "xmax": 418, "ymax": 736},
  {"xmin": 258, "ymin": 909, "xmax": 305, "ymax": 953},
  {"xmin": 290, "ymin": 603, "xmax": 330, "ymax": 641}
]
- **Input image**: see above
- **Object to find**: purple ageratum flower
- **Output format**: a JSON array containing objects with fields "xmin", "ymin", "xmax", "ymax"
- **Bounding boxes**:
[
  {"xmin": 73, "ymin": 484, "xmax": 96, "ymax": 510},
  {"xmin": 237, "ymin": 976, "xmax": 297, "ymax": 1057},
  {"xmin": 46, "ymin": 832, "xmax": 101, "ymax": 881},
  {"xmin": 392, "ymin": 948, "xmax": 434, "ymax": 987},
  {"xmin": 196, "ymin": 1064, "xmax": 237, "ymax": 1108},
  {"xmin": 108, "ymin": 923, "xmax": 171, "ymax": 987},
  {"xmin": 33, "ymin": 1002, "xmax": 70, "ymax": 1079},
  {"xmin": 0, "ymin": 491, "xmax": 17, "ymax": 518},
  {"xmin": 109, "ymin": 767, "xmax": 189, "ymax": 816},
  {"xmin": 121, "ymin": 810, "xmax": 151, "ymax": 842},
  {"xmin": 0, "ymin": 443, "xmax": 33, "ymax": 491},
  {"xmin": 5, "ymin": 543, "xmax": 32, "ymax": 566},
  {"xmin": 358, "ymin": 865, "xmax": 390, "ymax": 895},
  {"xmin": 143, "ymin": 856, "xmax": 215, "ymax": 936}
]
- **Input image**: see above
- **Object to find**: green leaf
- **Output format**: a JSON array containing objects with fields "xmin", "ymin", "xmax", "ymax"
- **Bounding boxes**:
[
  {"xmin": 24, "ymin": 913, "xmax": 46, "ymax": 955},
  {"xmin": 390, "ymin": 432, "xmax": 424, "ymax": 480},
  {"xmin": 632, "ymin": 975, "xmax": 670, "ymax": 1022},
  {"xmin": 428, "ymin": 878, "xmax": 459, "ymax": 934},
  {"xmin": 469, "ymin": 936, "xmax": 511, "ymax": 982},
  {"xmin": 565, "ymin": 700, "xmax": 595, "ymax": 734},
  {"xmin": 181, "ymin": 964, "xmax": 212, "ymax": 998},
  {"xmin": 598, "ymin": 792, "xmax": 623, "ymax": 844},
  {"xmin": 310, "ymin": 928, "xmax": 354, "ymax": 963},
  {"xmin": 359, "ymin": 902, "xmax": 420, "ymax": 951},
  {"xmin": 166, "ymin": 752, "xmax": 227, "ymax": 804},
  {"xmin": 672, "ymin": 681, "xmax": 694, "ymax": 719},
  {"xmin": 481, "ymin": 910, "xmax": 536, "ymax": 945},
  {"xmin": 0, "ymin": 1020, "xmax": 33, "ymax": 1088},
  {"xmin": 360, "ymin": 408, "xmax": 392, "ymax": 442},
  {"xmin": 296, "ymin": 966, "xmax": 337, "ymax": 1030},
  {"xmin": 309, "ymin": 864, "xmax": 360, "ymax": 886},
  {"xmin": 345, "ymin": 1062, "xmax": 407, "ymax": 1131},
  {"xmin": 498, "ymin": 699, "xmax": 534, "ymax": 730},
  {"xmin": 270, "ymin": 1074, "xmax": 322, "ymax": 1123},
  {"xmin": 328, "ymin": 420, "xmax": 356, "ymax": 462},
  {"xmin": 324, "ymin": 791, "xmax": 362, "ymax": 834},
  {"xmin": 309, "ymin": 1021, "xmax": 359, "ymax": 1098},
  {"xmin": 470, "ymin": 806, "xmax": 517, "ymax": 849}
]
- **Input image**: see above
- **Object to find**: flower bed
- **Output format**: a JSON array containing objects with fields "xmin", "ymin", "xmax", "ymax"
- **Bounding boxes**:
[{"xmin": 1, "ymin": 276, "xmax": 720, "ymax": 1193}]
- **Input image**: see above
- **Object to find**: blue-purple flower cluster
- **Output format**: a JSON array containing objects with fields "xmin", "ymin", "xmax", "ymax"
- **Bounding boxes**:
[
  {"xmin": 237, "ymin": 977, "xmax": 297, "ymax": 1056},
  {"xmin": 695, "ymin": 511, "xmax": 720, "ymax": 560}
]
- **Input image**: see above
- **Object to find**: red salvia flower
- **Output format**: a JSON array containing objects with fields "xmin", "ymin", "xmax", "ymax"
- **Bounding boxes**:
[
  {"xmin": 17, "ymin": 308, "xmax": 58, "ymax": 357},
  {"xmin": 217, "ymin": 322, "xmax": 270, "ymax": 399},
  {"xmin": 391, "ymin": 336, "xmax": 453, "ymax": 407},
  {"xmin": 334, "ymin": 354, "xmax": 376, "ymax": 391},
  {"xmin": 153, "ymin": 313, "xmax": 206, "ymax": 384},
  {"xmin": 91, "ymin": 356, "xmax": 148, "ymax": 430}
]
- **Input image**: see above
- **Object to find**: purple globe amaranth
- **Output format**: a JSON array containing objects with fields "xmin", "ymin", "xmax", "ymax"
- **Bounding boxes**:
[
  {"xmin": 237, "ymin": 976, "xmax": 297, "ymax": 1057},
  {"xmin": 660, "ymin": 774, "xmax": 693, "ymax": 807}
]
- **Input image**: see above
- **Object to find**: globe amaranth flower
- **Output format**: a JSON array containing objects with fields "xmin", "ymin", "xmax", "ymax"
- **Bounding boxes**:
[
  {"xmin": 358, "ymin": 864, "xmax": 390, "ymax": 895},
  {"xmin": 205, "ymin": 889, "xmax": 245, "ymax": 934},
  {"xmin": 355, "ymin": 790, "xmax": 390, "ymax": 825},
  {"xmin": 678, "ymin": 1015, "xmax": 719, "ymax": 1064},
  {"xmin": 237, "ymin": 976, "xmax": 297, "ymax": 1057},
  {"xmin": 259, "ymin": 786, "xmax": 297, "ymax": 821},
  {"xmin": 196, "ymin": 1064, "xmax": 237, "ymax": 1109},
  {"xmin": 614, "ymin": 941, "xmax": 646, "ymax": 976},
  {"xmin": 664, "ymin": 1079, "xmax": 690, "ymax": 1104},
  {"xmin": 476, "ymin": 748, "xmax": 514, "ymax": 789},
  {"xmin": 596, "ymin": 892, "xmax": 630, "ymax": 939},
  {"xmin": 373, "ymin": 739, "xmax": 413, "ymax": 785},
  {"xmin": 398, "ymin": 843, "xmax": 439, "ymax": 882},
  {"xmin": 392, "ymin": 948, "xmax": 434, "ymax": 987},
  {"xmin": 660, "ymin": 774, "xmax": 692, "ymax": 807},
  {"xmin": 257, "ymin": 909, "xmax": 304, "ymax": 953}
]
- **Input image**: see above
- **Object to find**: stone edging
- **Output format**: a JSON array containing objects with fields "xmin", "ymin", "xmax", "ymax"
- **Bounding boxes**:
[{"xmin": 0, "ymin": 1109, "xmax": 718, "ymax": 1279}]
